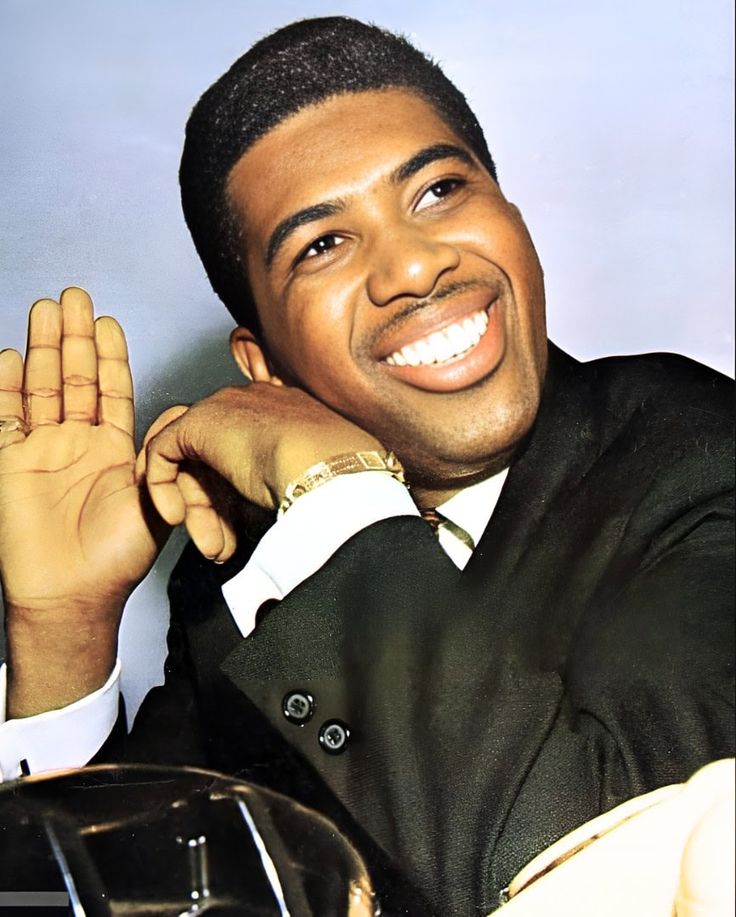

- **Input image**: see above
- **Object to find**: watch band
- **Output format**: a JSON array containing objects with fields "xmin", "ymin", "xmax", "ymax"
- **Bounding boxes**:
[{"xmin": 278, "ymin": 450, "xmax": 406, "ymax": 515}]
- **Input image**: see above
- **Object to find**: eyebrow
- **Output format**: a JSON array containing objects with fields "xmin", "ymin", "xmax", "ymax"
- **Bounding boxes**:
[
  {"xmin": 390, "ymin": 142, "xmax": 475, "ymax": 184},
  {"xmin": 266, "ymin": 200, "xmax": 345, "ymax": 269},
  {"xmin": 264, "ymin": 142, "xmax": 476, "ymax": 270}
]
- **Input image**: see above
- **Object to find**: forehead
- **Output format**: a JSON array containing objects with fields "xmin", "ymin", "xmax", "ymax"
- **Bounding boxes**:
[{"xmin": 226, "ymin": 89, "xmax": 469, "ymax": 238}]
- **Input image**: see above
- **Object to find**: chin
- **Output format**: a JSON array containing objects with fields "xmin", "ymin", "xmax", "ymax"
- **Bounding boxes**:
[{"xmin": 390, "ymin": 397, "xmax": 537, "ymax": 491}]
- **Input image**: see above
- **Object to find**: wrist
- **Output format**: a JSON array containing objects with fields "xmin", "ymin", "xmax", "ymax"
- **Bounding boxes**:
[
  {"xmin": 278, "ymin": 449, "xmax": 406, "ymax": 516},
  {"xmin": 4, "ymin": 600, "xmax": 122, "ymax": 718},
  {"xmin": 269, "ymin": 426, "xmax": 385, "ymax": 499}
]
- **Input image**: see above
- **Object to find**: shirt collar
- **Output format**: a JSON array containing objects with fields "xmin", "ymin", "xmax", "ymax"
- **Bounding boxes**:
[{"xmin": 436, "ymin": 467, "xmax": 509, "ymax": 548}]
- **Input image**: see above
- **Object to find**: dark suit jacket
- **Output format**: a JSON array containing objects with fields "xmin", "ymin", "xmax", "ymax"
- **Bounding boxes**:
[{"xmin": 102, "ymin": 344, "xmax": 735, "ymax": 915}]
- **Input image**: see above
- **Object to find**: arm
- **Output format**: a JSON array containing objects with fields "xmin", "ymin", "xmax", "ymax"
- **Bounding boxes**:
[
  {"xmin": 0, "ymin": 289, "xmax": 168, "ymax": 720},
  {"xmin": 222, "ymin": 471, "xmax": 419, "ymax": 636},
  {"xmin": 0, "ymin": 288, "xmax": 392, "ymax": 773},
  {"xmin": 0, "ymin": 472, "xmax": 415, "ymax": 779}
]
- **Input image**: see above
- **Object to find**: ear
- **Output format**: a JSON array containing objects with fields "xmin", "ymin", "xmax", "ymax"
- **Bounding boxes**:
[
  {"xmin": 229, "ymin": 327, "xmax": 284, "ymax": 385},
  {"xmin": 507, "ymin": 201, "xmax": 524, "ymax": 221}
]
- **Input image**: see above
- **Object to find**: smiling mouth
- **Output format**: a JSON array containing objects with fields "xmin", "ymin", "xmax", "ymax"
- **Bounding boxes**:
[
  {"xmin": 384, "ymin": 307, "xmax": 490, "ymax": 367},
  {"xmin": 375, "ymin": 290, "xmax": 506, "ymax": 394}
]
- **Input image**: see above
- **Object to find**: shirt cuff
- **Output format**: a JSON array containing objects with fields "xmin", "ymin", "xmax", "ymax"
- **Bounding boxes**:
[
  {"xmin": 222, "ymin": 471, "xmax": 419, "ymax": 637},
  {"xmin": 0, "ymin": 660, "xmax": 121, "ymax": 782}
]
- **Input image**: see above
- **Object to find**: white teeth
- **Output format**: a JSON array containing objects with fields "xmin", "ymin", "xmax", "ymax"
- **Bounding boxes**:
[
  {"xmin": 416, "ymin": 339, "xmax": 435, "ymax": 364},
  {"xmin": 428, "ymin": 330, "xmax": 454, "ymax": 363},
  {"xmin": 446, "ymin": 323, "xmax": 466, "ymax": 350},
  {"xmin": 403, "ymin": 345, "xmax": 421, "ymax": 366},
  {"xmin": 385, "ymin": 308, "xmax": 489, "ymax": 368}
]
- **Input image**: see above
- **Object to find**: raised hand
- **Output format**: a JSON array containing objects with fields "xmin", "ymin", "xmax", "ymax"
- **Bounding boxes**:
[{"xmin": 0, "ymin": 288, "xmax": 168, "ymax": 716}]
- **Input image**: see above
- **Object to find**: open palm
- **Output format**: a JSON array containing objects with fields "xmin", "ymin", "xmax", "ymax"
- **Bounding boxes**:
[{"xmin": 0, "ymin": 289, "xmax": 167, "ymax": 617}]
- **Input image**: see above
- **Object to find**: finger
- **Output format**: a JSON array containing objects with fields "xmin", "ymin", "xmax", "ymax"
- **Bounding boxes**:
[
  {"xmin": 146, "ymin": 474, "xmax": 187, "ymax": 527},
  {"xmin": 134, "ymin": 405, "xmax": 189, "ymax": 482},
  {"xmin": 23, "ymin": 298, "xmax": 62, "ymax": 428},
  {"xmin": 95, "ymin": 316, "xmax": 134, "ymax": 438},
  {"xmin": 0, "ymin": 349, "xmax": 26, "ymax": 446},
  {"xmin": 181, "ymin": 467, "xmax": 239, "ymax": 562},
  {"xmin": 219, "ymin": 512, "xmax": 238, "ymax": 562},
  {"xmin": 60, "ymin": 287, "xmax": 98, "ymax": 423},
  {"xmin": 199, "ymin": 465, "xmax": 239, "ymax": 562},
  {"xmin": 0, "ymin": 349, "xmax": 24, "ymax": 420},
  {"xmin": 177, "ymin": 469, "xmax": 227, "ymax": 560},
  {"xmin": 144, "ymin": 422, "xmax": 188, "ymax": 526}
]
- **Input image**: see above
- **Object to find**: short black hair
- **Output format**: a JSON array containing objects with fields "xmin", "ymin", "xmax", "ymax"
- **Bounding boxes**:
[{"xmin": 179, "ymin": 16, "xmax": 497, "ymax": 333}]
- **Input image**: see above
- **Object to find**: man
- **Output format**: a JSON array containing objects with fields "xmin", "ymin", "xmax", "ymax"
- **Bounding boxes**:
[{"xmin": 0, "ymin": 16, "xmax": 733, "ymax": 915}]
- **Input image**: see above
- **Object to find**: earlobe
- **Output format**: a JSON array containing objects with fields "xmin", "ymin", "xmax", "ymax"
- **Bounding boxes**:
[
  {"xmin": 506, "ymin": 201, "xmax": 537, "ymax": 243},
  {"xmin": 507, "ymin": 202, "xmax": 524, "ymax": 222},
  {"xmin": 229, "ymin": 327, "xmax": 284, "ymax": 385}
]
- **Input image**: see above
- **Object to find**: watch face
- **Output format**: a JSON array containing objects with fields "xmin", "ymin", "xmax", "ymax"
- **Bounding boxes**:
[{"xmin": 0, "ymin": 764, "xmax": 375, "ymax": 916}]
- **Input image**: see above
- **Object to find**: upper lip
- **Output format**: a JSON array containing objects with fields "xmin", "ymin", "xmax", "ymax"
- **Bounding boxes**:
[{"xmin": 371, "ymin": 282, "xmax": 501, "ymax": 362}]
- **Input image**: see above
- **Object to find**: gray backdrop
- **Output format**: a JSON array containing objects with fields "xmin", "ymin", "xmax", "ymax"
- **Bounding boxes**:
[{"xmin": 1, "ymin": 0, "xmax": 733, "ymax": 719}]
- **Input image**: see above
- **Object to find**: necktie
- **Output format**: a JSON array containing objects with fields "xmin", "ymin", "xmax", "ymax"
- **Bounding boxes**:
[
  {"xmin": 420, "ymin": 508, "xmax": 444, "ymax": 533},
  {"xmin": 420, "ymin": 508, "xmax": 475, "ymax": 556}
]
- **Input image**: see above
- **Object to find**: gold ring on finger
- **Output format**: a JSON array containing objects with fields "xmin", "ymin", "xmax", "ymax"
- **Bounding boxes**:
[{"xmin": 0, "ymin": 418, "xmax": 26, "ymax": 435}]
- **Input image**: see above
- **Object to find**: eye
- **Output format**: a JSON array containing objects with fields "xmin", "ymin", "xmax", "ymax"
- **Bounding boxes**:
[
  {"xmin": 415, "ymin": 177, "xmax": 466, "ymax": 211},
  {"xmin": 297, "ymin": 233, "xmax": 345, "ymax": 264}
]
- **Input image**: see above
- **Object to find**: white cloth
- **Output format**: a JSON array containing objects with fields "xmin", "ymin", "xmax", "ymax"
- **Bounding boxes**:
[
  {"xmin": 499, "ymin": 759, "xmax": 735, "ymax": 917},
  {"xmin": 0, "ymin": 659, "xmax": 121, "ymax": 782},
  {"xmin": 0, "ymin": 468, "xmax": 507, "ymax": 780}
]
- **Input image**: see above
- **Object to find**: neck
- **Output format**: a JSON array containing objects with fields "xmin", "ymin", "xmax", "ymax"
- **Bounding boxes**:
[
  {"xmin": 411, "ymin": 483, "xmax": 463, "ymax": 512},
  {"xmin": 409, "ymin": 452, "xmax": 513, "ymax": 511}
]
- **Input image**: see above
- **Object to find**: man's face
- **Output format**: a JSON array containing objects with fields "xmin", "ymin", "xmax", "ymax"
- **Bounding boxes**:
[{"xmin": 227, "ymin": 89, "xmax": 547, "ymax": 492}]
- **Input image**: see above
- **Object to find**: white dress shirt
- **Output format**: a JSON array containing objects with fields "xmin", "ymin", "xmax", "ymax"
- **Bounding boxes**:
[{"xmin": 0, "ymin": 468, "xmax": 507, "ymax": 781}]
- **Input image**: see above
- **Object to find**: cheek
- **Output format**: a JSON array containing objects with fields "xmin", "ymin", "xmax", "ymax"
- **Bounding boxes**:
[
  {"xmin": 477, "ymin": 218, "xmax": 537, "ymax": 277},
  {"xmin": 275, "ymin": 278, "xmax": 363, "ymax": 377},
  {"xmin": 265, "ymin": 309, "xmax": 359, "ymax": 399},
  {"xmin": 445, "ymin": 200, "xmax": 538, "ymax": 277},
  {"xmin": 478, "ymin": 220, "xmax": 545, "ymax": 321}
]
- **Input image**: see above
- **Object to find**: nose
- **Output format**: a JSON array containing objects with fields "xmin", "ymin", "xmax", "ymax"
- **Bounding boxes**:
[{"xmin": 365, "ymin": 224, "xmax": 460, "ymax": 306}]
